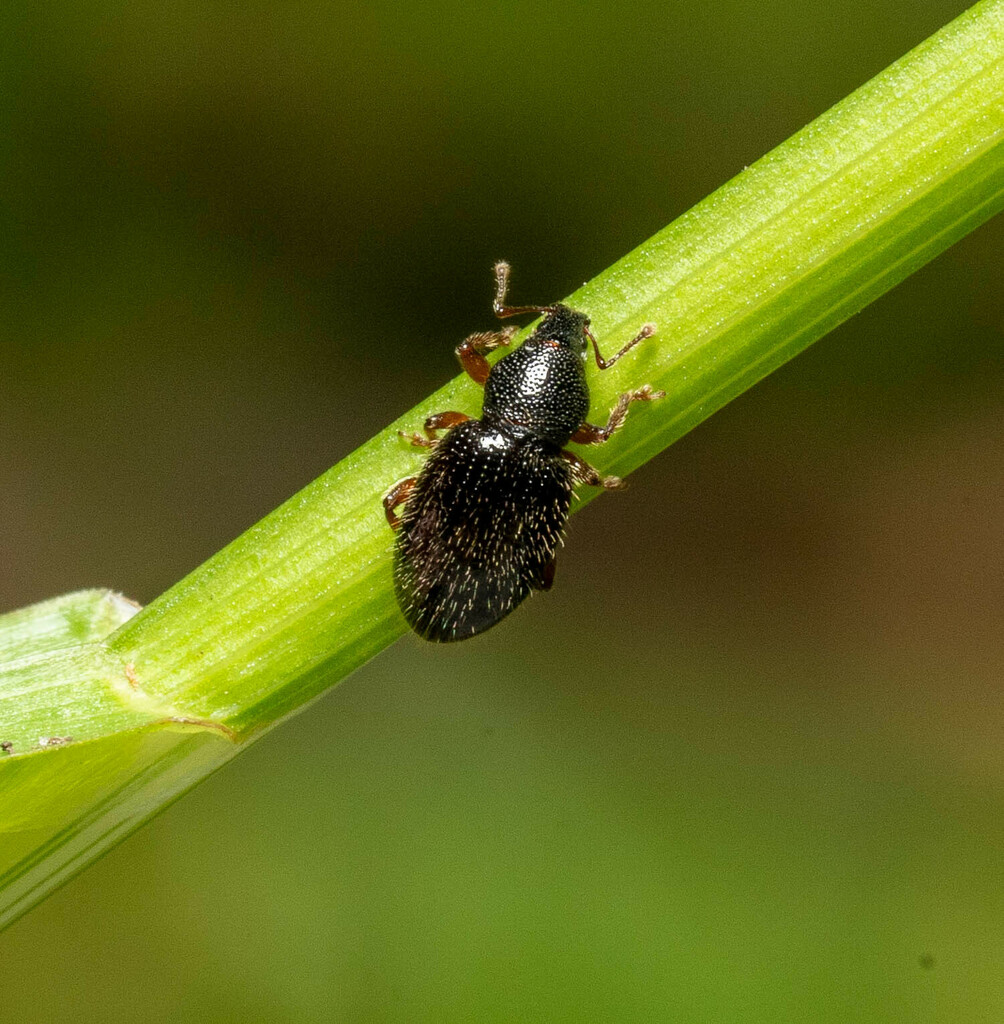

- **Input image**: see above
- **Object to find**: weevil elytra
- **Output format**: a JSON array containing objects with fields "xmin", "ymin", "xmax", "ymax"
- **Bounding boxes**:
[{"xmin": 384, "ymin": 262, "xmax": 663, "ymax": 642}]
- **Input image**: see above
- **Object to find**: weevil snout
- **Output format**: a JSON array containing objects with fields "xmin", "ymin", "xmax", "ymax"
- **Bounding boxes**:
[{"xmin": 533, "ymin": 304, "xmax": 591, "ymax": 357}]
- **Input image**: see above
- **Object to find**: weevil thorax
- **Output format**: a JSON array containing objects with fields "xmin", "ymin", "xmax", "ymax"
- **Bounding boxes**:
[{"xmin": 481, "ymin": 303, "xmax": 591, "ymax": 447}]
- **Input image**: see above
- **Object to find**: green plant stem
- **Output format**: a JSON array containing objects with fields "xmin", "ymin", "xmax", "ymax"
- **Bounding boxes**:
[
  {"xmin": 2, "ymin": 0, "xmax": 1002, "ymax": 930},
  {"xmin": 110, "ymin": 0, "xmax": 1004, "ymax": 731}
]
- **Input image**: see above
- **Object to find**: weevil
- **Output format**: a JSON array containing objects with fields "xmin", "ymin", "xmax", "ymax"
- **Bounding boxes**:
[{"xmin": 384, "ymin": 262, "xmax": 664, "ymax": 642}]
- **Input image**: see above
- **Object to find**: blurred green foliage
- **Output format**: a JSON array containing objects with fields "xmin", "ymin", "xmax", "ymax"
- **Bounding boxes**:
[{"xmin": 0, "ymin": 1, "xmax": 1000, "ymax": 1021}]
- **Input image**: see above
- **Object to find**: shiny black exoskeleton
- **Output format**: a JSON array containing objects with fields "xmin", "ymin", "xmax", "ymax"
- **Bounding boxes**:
[{"xmin": 384, "ymin": 262, "xmax": 663, "ymax": 642}]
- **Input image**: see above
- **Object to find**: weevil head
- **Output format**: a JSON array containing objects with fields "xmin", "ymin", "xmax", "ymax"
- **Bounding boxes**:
[{"xmin": 530, "ymin": 304, "xmax": 591, "ymax": 360}]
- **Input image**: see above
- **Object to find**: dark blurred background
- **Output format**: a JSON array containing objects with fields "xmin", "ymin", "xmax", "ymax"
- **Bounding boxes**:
[{"xmin": 1, "ymin": 1, "xmax": 1001, "ymax": 1021}]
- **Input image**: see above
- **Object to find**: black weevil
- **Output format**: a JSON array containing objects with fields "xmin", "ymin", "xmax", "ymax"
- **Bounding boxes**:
[{"xmin": 384, "ymin": 262, "xmax": 663, "ymax": 642}]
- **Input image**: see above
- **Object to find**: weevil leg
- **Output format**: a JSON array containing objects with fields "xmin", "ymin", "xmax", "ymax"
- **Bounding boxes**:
[
  {"xmin": 383, "ymin": 477, "xmax": 417, "ymax": 530},
  {"xmin": 424, "ymin": 410, "xmax": 469, "ymax": 438},
  {"xmin": 397, "ymin": 431, "xmax": 435, "ymax": 448},
  {"xmin": 570, "ymin": 384, "xmax": 666, "ymax": 445},
  {"xmin": 398, "ymin": 410, "xmax": 470, "ymax": 448},
  {"xmin": 456, "ymin": 326, "xmax": 519, "ymax": 385},
  {"xmin": 586, "ymin": 322, "xmax": 657, "ymax": 370},
  {"xmin": 560, "ymin": 449, "xmax": 624, "ymax": 491}
]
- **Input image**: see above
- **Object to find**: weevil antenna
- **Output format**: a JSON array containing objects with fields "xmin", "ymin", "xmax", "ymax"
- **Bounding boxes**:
[
  {"xmin": 586, "ymin": 322, "xmax": 656, "ymax": 370},
  {"xmin": 492, "ymin": 261, "xmax": 557, "ymax": 320}
]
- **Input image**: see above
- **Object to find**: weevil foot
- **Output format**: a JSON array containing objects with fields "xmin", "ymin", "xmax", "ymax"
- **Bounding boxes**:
[{"xmin": 398, "ymin": 430, "xmax": 435, "ymax": 448}]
